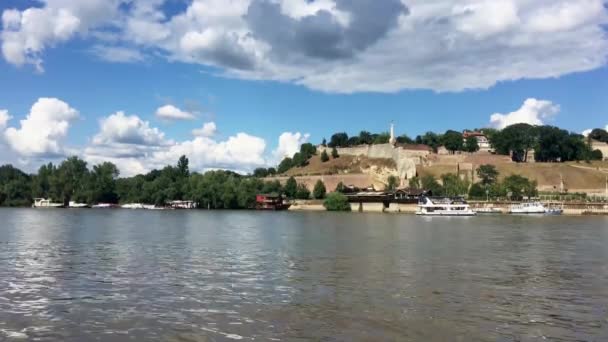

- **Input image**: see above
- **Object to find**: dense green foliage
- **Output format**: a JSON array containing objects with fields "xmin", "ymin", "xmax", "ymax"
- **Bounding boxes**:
[
  {"xmin": 464, "ymin": 136, "xmax": 480, "ymax": 152},
  {"xmin": 331, "ymin": 147, "xmax": 339, "ymax": 159},
  {"xmin": 385, "ymin": 175, "xmax": 399, "ymax": 191},
  {"xmin": 440, "ymin": 173, "xmax": 470, "ymax": 196},
  {"xmin": 335, "ymin": 181, "xmax": 346, "ymax": 193},
  {"xmin": 277, "ymin": 143, "xmax": 317, "ymax": 173},
  {"xmin": 323, "ymin": 192, "xmax": 351, "ymax": 211},
  {"xmin": 490, "ymin": 123, "xmax": 595, "ymax": 162},
  {"xmin": 0, "ymin": 165, "xmax": 31, "ymax": 206},
  {"xmin": 295, "ymin": 184, "xmax": 311, "ymax": 200},
  {"xmin": 589, "ymin": 128, "xmax": 608, "ymax": 143},
  {"xmin": 284, "ymin": 177, "xmax": 298, "ymax": 198},
  {"xmin": 313, "ymin": 180, "xmax": 327, "ymax": 199},
  {"xmin": 320, "ymin": 150, "xmax": 330, "ymax": 162},
  {"xmin": 468, "ymin": 166, "xmax": 538, "ymax": 200},
  {"xmin": 476, "ymin": 164, "xmax": 499, "ymax": 185}
]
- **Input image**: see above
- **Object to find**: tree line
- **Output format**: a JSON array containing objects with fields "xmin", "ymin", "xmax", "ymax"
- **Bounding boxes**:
[
  {"xmin": 408, "ymin": 164, "xmax": 538, "ymax": 201},
  {"xmin": 323, "ymin": 125, "xmax": 605, "ymax": 162},
  {"xmin": 0, "ymin": 155, "xmax": 339, "ymax": 208}
]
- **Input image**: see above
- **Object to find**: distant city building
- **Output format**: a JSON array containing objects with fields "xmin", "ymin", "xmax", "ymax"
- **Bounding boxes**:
[{"xmin": 463, "ymin": 130, "xmax": 492, "ymax": 152}]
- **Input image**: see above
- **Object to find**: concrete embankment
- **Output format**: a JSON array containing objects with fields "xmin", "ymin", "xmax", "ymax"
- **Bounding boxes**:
[{"xmin": 290, "ymin": 199, "xmax": 608, "ymax": 215}]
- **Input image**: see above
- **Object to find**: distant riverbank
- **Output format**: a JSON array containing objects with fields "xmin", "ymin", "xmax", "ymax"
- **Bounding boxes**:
[{"xmin": 289, "ymin": 199, "xmax": 608, "ymax": 215}]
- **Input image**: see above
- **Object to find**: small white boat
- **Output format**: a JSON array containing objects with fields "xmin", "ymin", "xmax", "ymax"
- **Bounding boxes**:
[
  {"xmin": 92, "ymin": 203, "xmax": 114, "ymax": 208},
  {"xmin": 416, "ymin": 197, "xmax": 477, "ymax": 216},
  {"xmin": 508, "ymin": 202, "xmax": 562, "ymax": 215},
  {"xmin": 68, "ymin": 201, "xmax": 90, "ymax": 208},
  {"xmin": 474, "ymin": 206, "xmax": 503, "ymax": 214},
  {"xmin": 121, "ymin": 203, "xmax": 145, "ymax": 209},
  {"xmin": 32, "ymin": 198, "xmax": 64, "ymax": 208}
]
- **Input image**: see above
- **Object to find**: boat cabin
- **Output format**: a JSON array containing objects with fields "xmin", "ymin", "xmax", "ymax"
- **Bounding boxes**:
[{"xmin": 256, "ymin": 194, "xmax": 290, "ymax": 210}]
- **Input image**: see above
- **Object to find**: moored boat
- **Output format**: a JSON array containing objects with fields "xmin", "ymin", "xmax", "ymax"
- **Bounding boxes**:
[
  {"xmin": 68, "ymin": 201, "xmax": 90, "ymax": 208},
  {"xmin": 255, "ymin": 194, "xmax": 291, "ymax": 211},
  {"xmin": 32, "ymin": 198, "xmax": 64, "ymax": 208},
  {"xmin": 416, "ymin": 196, "xmax": 476, "ymax": 216},
  {"xmin": 474, "ymin": 206, "xmax": 503, "ymax": 214}
]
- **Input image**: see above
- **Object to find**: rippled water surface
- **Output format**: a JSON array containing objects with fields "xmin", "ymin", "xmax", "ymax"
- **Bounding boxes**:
[{"xmin": 0, "ymin": 209, "xmax": 607, "ymax": 341}]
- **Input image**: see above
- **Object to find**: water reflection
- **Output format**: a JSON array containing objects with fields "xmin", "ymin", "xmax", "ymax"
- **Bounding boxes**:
[{"xmin": 0, "ymin": 209, "xmax": 606, "ymax": 341}]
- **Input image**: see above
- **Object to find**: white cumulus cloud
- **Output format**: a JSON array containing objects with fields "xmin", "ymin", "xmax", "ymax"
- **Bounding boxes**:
[
  {"xmin": 490, "ymin": 98, "xmax": 560, "ymax": 129},
  {"xmin": 155, "ymin": 105, "xmax": 196, "ymax": 121},
  {"xmin": 4, "ymin": 98, "xmax": 79, "ymax": 157},
  {"xmin": 0, "ymin": 109, "xmax": 11, "ymax": 129},
  {"xmin": 192, "ymin": 122, "xmax": 217, "ymax": 137},
  {"xmin": 273, "ymin": 132, "xmax": 310, "ymax": 161},
  {"xmin": 93, "ymin": 111, "xmax": 166, "ymax": 146},
  {"xmin": 2, "ymin": 0, "xmax": 608, "ymax": 92}
]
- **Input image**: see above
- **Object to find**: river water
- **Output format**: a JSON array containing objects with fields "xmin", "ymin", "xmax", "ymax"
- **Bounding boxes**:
[{"xmin": 0, "ymin": 209, "xmax": 607, "ymax": 341}]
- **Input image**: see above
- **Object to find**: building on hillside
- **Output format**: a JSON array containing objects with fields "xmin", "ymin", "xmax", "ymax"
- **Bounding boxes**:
[
  {"xmin": 590, "ymin": 139, "xmax": 608, "ymax": 160},
  {"xmin": 463, "ymin": 130, "xmax": 492, "ymax": 152}
]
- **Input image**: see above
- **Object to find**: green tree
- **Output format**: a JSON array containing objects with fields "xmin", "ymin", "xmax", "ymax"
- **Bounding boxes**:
[
  {"xmin": 277, "ymin": 157, "xmax": 293, "ymax": 174},
  {"xmin": 441, "ymin": 173, "xmax": 469, "ymax": 196},
  {"xmin": 253, "ymin": 168, "xmax": 269, "ymax": 178},
  {"xmin": 396, "ymin": 134, "xmax": 414, "ymax": 144},
  {"xmin": 358, "ymin": 131, "xmax": 373, "ymax": 145},
  {"xmin": 442, "ymin": 130, "xmax": 463, "ymax": 153},
  {"xmin": 320, "ymin": 150, "xmax": 330, "ymax": 162},
  {"xmin": 373, "ymin": 132, "xmax": 391, "ymax": 144},
  {"xmin": 321, "ymin": 138, "xmax": 327, "ymax": 146},
  {"xmin": 476, "ymin": 164, "xmax": 499, "ymax": 185},
  {"xmin": 323, "ymin": 192, "xmax": 351, "ymax": 211},
  {"xmin": 490, "ymin": 123, "xmax": 537, "ymax": 162},
  {"xmin": 177, "ymin": 155, "xmax": 189, "ymax": 177},
  {"xmin": 421, "ymin": 175, "xmax": 443, "ymax": 196},
  {"xmin": 589, "ymin": 128, "xmax": 608, "ymax": 142},
  {"xmin": 335, "ymin": 181, "xmax": 346, "ymax": 193},
  {"xmin": 417, "ymin": 132, "xmax": 442, "ymax": 152},
  {"xmin": 295, "ymin": 184, "xmax": 311, "ymax": 200},
  {"xmin": 89, "ymin": 162, "xmax": 119, "ymax": 204},
  {"xmin": 503, "ymin": 175, "xmax": 538, "ymax": 200},
  {"xmin": 468, "ymin": 183, "xmax": 486, "ymax": 199},
  {"xmin": 52, "ymin": 156, "xmax": 90, "ymax": 205},
  {"xmin": 385, "ymin": 175, "xmax": 399, "ymax": 191},
  {"xmin": 591, "ymin": 149, "xmax": 603, "ymax": 160},
  {"xmin": 331, "ymin": 147, "xmax": 339, "ymax": 159},
  {"xmin": 408, "ymin": 176, "xmax": 421, "ymax": 188},
  {"xmin": 284, "ymin": 176, "xmax": 297, "ymax": 198},
  {"xmin": 329, "ymin": 133, "xmax": 349, "ymax": 148},
  {"xmin": 464, "ymin": 136, "xmax": 479, "ymax": 153},
  {"xmin": 0, "ymin": 165, "xmax": 31, "ymax": 206},
  {"xmin": 312, "ymin": 180, "xmax": 327, "ymax": 199}
]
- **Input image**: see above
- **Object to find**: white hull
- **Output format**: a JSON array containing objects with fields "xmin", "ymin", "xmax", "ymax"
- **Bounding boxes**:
[
  {"xmin": 417, "ymin": 197, "xmax": 477, "ymax": 216},
  {"xmin": 32, "ymin": 198, "xmax": 64, "ymax": 208},
  {"xmin": 416, "ymin": 210, "xmax": 476, "ymax": 216}
]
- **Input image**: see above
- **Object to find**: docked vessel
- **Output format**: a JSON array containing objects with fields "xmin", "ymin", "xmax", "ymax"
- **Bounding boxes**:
[
  {"xmin": 416, "ymin": 197, "xmax": 476, "ymax": 216},
  {"xmin": 508, "ymin": 202, "xmax": 563, "ymax": 215},
  {"xmin": 32, "ymin": 198, "xmax": 64, "ymax": 208},
  {"xmin": 68, "ymin": 201, "xmax": 90, "ymax": 208},
  {"xmin": 255, "ymin": 194, "xmax": 291, "ymax": 211},
  {"xmin": 474, "ymin": 206, "xmax": 503, "ymax": 214}
]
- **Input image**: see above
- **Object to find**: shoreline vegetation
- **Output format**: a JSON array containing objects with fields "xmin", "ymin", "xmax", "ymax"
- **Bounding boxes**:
[{"xmin": 1, "ymin": 125, "xmax": 607, "ymax": 215}]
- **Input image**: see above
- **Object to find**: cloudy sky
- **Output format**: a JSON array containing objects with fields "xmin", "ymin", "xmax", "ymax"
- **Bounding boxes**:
[{"xmin": 1, "ymin": 0, "xmax": 607, "ymax": 175}]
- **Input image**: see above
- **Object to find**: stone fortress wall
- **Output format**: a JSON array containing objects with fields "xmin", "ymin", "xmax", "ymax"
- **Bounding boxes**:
[{"xmin": 318, "ymin": 143, "xmax": 430, "ymax": 181}]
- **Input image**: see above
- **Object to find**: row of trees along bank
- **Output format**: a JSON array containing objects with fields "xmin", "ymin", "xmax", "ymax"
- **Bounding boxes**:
[
  {"xmin": 409, "ymin": 164, "xmax": 538, "ymax": 201},
  {"xmin": 320, "ymin": 125, "xmax": 605, "ymax": 161},
  {"xmin": 0, "ymin": 155, "xmax": 343, "ymax": 208}
]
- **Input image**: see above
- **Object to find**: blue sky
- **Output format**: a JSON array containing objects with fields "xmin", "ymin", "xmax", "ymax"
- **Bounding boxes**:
[{"xmin": 1, "ymin": 0, "xmax": 607, "ymax": 175}]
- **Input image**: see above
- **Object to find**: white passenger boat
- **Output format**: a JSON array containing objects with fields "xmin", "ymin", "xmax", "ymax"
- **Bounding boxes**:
[
  {"xmin": 508, "ymin": 202, "xmax": 562, "ymax": 215},
  {"xmin": 474, "ymin": 206, "xmax": 503, "ymax": 214},
  {"xmin": 32, "ymin": 198, "xmax": 64, "ymax": 208},
  {"xmin": 68, "ymin": 201, "xmax": 90, "ymax": 208},
  {"xmin": 416, "ymin": 197, "xmax": 477, "ymax": 216},
  {"xmin": 92, "ymin": 203, "xmax": 114, "ymax": 208},
  {"xmin": 121, "ymin": 203, "xmax": 145, "ymax": 209}
]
